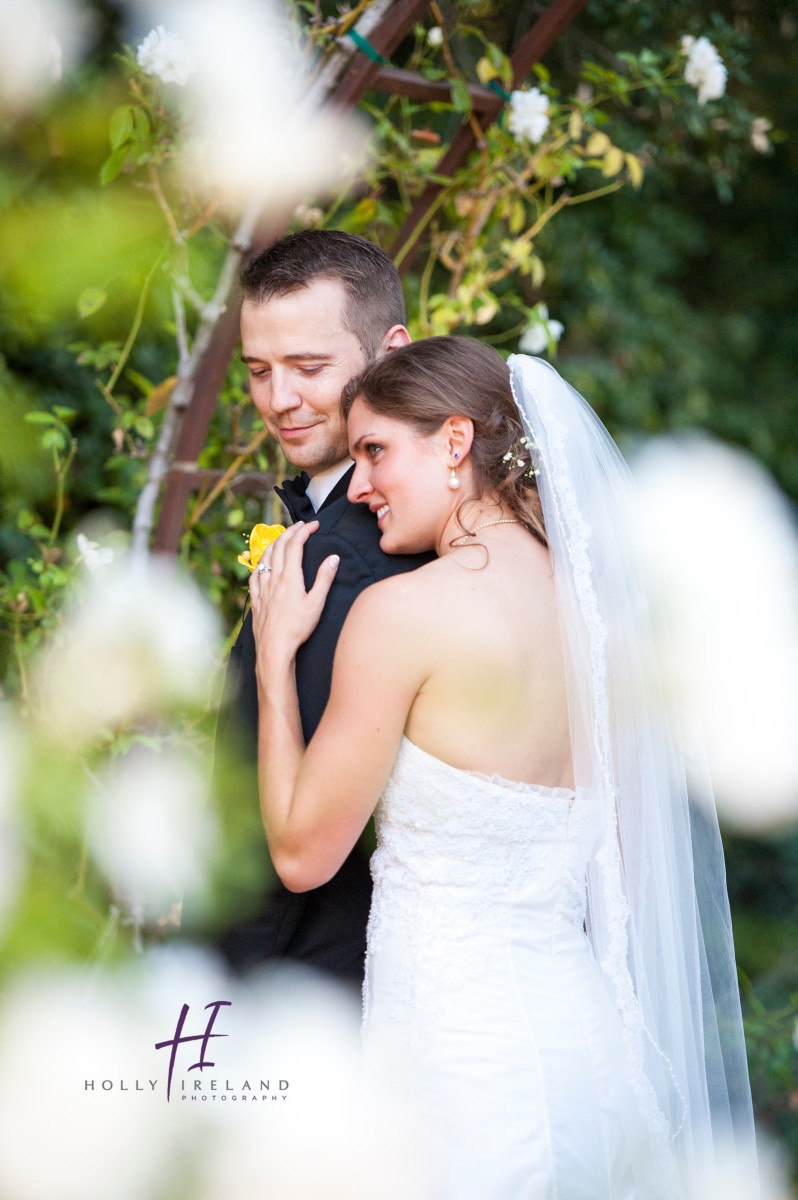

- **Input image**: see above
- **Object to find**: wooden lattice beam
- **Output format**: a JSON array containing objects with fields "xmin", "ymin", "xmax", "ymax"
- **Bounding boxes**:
[{"xmin": 371, "ymin": 66, "xmax": 498, "ymax": 110}]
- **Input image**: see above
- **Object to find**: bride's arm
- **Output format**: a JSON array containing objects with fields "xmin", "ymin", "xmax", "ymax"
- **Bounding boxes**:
[{"xmin": 251, "ymin": 521, "xmax": 427, "ymax": 893}]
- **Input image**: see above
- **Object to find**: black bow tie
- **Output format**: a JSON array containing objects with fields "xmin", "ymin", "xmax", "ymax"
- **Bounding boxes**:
[{"xmin": 274, "ymin": 472, "xmax": 315, "ymax": 523}]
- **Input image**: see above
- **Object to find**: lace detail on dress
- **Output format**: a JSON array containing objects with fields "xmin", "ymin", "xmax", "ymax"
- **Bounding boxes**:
[{"xmin": 364, "ymin": 738, "xmax": 586, "ymax": 1093}]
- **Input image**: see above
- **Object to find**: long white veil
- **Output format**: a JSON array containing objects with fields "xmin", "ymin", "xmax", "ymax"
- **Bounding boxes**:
[{"xmin": 508, "ymin": 353, "xmax": 758, "ymax": 1197}]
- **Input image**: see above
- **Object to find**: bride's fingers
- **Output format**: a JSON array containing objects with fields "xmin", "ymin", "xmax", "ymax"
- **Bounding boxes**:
[
  {"xmin": 270, "ymin": 520, "xmax": 318, "ymax": 578},
  {"xmin": 306, "ymin": 554, "xmax": 340, "ymax": 616},
  {"xmin": 248, "ymin": 560, "xmax": 272, "ymax": 608},
  {"xmin": 281, "ymin": 521, "xmax": 319, "ymax": 574}
]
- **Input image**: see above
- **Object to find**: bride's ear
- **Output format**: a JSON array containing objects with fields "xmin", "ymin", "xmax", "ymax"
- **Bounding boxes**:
[{"xmin": 443, "ymin": 416, "xmax": 474, "ymax": 465}]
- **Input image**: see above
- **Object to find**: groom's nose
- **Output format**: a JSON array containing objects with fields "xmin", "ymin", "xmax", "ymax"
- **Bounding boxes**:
[{"xmin": 269, "ymin": 368, "xmax": 302, "ymax": 414}]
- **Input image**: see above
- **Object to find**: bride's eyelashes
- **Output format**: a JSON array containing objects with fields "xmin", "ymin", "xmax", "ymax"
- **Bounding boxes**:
[{"xmin": 364, "ymin": 442, "xmax": 384, "ymax": 459}]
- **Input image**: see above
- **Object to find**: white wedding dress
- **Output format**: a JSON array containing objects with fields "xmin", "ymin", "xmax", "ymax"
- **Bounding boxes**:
[
  {"xmin": 359, "ymin": 354, "xmax": 756, "ymax": 1198},
  {"xmin": 362, "ymin": 736, "xmax": 660, "ymax": 1200}
]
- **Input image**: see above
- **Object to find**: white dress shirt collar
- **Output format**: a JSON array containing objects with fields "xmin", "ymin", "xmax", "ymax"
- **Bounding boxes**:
[{"xmin": 305, "ymin": 459, "xmax": 354, "ymax": 512}]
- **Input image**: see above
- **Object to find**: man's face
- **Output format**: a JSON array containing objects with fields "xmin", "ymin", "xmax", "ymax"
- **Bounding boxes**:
[{"xmin": 240, "ymin": 278, "xmax": 366, "ymax": 475}]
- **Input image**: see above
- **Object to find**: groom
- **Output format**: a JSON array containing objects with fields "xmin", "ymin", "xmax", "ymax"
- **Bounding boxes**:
[{"xmin": 214, "ymin": 230, "xmax": 432, "ymax": 985}]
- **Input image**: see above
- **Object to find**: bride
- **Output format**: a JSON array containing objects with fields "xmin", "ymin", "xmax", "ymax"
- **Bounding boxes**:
[{"xmin": 248, "ymin": 336, "xmax": 757, "ymax": 1198}]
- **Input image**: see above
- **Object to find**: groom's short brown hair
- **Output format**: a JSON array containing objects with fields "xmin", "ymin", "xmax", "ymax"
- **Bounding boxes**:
[{"xmin": 240, "ymin": 230, "xmax": 406, "ymax": 360}]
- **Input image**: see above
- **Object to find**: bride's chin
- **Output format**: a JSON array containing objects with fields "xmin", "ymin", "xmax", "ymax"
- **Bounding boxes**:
[{"xmin": 380, "ymin": 527, "xmax": 432, "ymax": 556}]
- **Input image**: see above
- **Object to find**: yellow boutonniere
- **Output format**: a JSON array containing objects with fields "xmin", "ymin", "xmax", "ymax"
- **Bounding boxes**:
[{"xmin": 237, "ymin": 523, "xmax": 286, "ymax": 571}]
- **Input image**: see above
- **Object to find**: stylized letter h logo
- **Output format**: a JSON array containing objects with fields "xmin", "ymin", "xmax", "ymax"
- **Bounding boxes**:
[{"xmin": 155, "ymin": 1000, "xmax": 231, "ymax": 1101}]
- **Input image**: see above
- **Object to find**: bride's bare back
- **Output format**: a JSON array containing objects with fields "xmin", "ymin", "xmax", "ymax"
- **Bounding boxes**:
[{"xmin": 384, "ymin": 527, "xmax": 572, "ymax": 790}]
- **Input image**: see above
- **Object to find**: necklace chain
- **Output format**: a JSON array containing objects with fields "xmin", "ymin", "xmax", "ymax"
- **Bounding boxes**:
[{"xmin": 451, "ymin": 519, "xmax": 522, "ymax": 546}]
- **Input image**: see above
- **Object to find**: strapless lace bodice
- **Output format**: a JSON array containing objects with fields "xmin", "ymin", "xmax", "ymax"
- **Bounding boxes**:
[
  {"xmin": 362, "ymin": 737, "xmax": 665, "ymax": 1199},
  {"xmin": 365, "ymin": 737, "xmax": 602, "ymax": 1027}
]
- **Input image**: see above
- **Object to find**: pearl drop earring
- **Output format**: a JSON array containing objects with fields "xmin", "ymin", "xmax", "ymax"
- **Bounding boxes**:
[{"xmin": 448, "ymin": 460, "xmax": 460, "ymax": 491}]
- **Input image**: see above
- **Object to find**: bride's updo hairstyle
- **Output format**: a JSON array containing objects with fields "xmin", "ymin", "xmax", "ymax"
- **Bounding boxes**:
[{"xmin": 342, "ymin": 336, "xmax": 547, "ymax": 548}]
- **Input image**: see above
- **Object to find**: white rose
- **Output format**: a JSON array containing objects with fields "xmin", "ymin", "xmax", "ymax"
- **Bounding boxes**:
[
  {"xmin": 75, "ymin": 532, "xmax": 114, "ymax": 576},
  {"xmin": 519, "ymin": 306, "xmax": 564, "ymax": 355},
  {"xmin": 682, "ymin": 35, "xmax": 727, "ymax": 104},
  {"xmin": 136, "ymin": 25, "xmax": 195, "ymax": 87},
  {"xmin": 508, "ymin": 87, "xmax": 550, "ymax": 144}
]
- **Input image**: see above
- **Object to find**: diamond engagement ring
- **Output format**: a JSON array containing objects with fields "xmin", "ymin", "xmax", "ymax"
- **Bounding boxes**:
[{"xmin": 256, "ymin": 564, "xmax": 272, "ymax": 574}]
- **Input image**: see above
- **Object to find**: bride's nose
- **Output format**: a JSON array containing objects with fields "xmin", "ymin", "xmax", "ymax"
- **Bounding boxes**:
[{"xmin": 347, "ymin": 460, "xmax": 373, "ymax": 505}]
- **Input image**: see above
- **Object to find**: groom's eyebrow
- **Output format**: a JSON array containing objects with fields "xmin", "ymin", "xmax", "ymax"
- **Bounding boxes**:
[{"xmin": 240, "ymin": 351, "xmax": 334, "ymax": 363}]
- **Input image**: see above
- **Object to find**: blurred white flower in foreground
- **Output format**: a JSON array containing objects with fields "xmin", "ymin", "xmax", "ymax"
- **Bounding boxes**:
[
  {"xmin": 139, "ymin": 0, "xmax": 366, "ymax": 204},
  {"xmin": 634, "ymin": 436, "xmax": 798, "ymax": 829},
  {"xmin": 0, "ymin": 949, "xmax": 434, "ymax": 1200},
  {"xmin": 681, "ymin": 35, "xmax": 727, "ymax": 104},
  {"xmin": 519, "ymin": 305, "xmax": 564, "ymax": 355},
  {"xmin": 136, "ymin": 24, "xmax": 194, "ymax": 85},
  {"xmin": 75, "ymin": 531, "xmax": 114, "ymax": 576},
  {"xmin": 427, "ymin": 25, "xmax": 444, "ymax": 47},
  {"xmin": 88, "ymin": 744, "xmax": 217, "ymax": 923},
  {"xmin": 37, "ymin": 554, "xmax": 220, "ymax": 742},
  {"xmin": 0, "ymin": 968, "xmax": 181, "ymax": 1200},
  {"xmin": 508, "ymin": 87, "xmax": 551, "ymax": 144},
  {"xmin": 0, "ymin": 714, "xmax": 26, "ymax": 931},
  {"xmin": 0, "ymin": 0, "xmax": 89, "ymax": 111},
  {"xmin": 191, "ymin": 966, "xmax": 436, "ymax": 1200}
]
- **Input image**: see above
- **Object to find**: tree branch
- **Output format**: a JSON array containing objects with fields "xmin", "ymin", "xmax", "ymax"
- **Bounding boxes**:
[{"xmin": 131, "ymin": 197, "xmax": 262, "ymax": 559}]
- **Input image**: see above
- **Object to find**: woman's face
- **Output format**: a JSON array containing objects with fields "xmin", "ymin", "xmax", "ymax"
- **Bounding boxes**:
[{"xmin": 346, "ymin": 396, "xmax": 455, "ymax": 554}]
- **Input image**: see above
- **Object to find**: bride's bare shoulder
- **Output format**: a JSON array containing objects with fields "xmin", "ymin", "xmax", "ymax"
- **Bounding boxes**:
[{"xmin": 343, "ymin": 558, "xmax": 451, "ymax": 636}]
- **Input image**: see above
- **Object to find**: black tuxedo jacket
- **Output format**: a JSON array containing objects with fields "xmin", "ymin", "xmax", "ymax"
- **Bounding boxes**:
[{"xmin": 213, "ymin": 466, "xmax": 433, "ymax": 984}]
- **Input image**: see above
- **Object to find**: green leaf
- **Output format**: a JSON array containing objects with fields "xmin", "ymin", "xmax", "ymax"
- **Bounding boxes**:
[
  {"xmin": 77, "ymin": 286, "xmax": 108, "ymax": 318},
  {"xmin": 99, "ymin": 147, "xmax": 129, "ymax": 186},
  {"xmin": 41, "ymin": 428, "xmax": 67, "ymax": 452},
  {"xmin": 109, "ymin": 105, "xmax": 135, "ymax": 151},
  {"xmin": 450, "ymin": 78, "xmax": 471, "ymax": 114},
  {"xmin": 132, "ymin": 107, "xmax": 151, "ymax": 139},
  {"xmin": 344, "ymin": 197, "xmax": 378, "ymax": 231},
  {"xmin": 24, "ymin": 411, "xmax": 56, "ymax": 426},
  {"xmin": 125, "ymin": 368, "xmax": 153, "ymax": 396},
  {"xmin": 532, "ymin": 62, "xmax": 550, "ymax": 83},
  {"xmin": 52, "ymin": 406, "xmax": 77, "ymax": 422},
  {"xmin": 134, "ymin": 415, "xmax": 154, "ymax": 439},
  {"xmin": 487, "ymin": 43, "xmax": 502, "ymax": 68}
]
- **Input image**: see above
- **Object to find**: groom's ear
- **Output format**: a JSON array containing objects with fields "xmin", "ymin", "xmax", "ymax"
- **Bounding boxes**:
[{"xmin": 381, "ymin": 324, "xmax": 411, "ymax": 353}]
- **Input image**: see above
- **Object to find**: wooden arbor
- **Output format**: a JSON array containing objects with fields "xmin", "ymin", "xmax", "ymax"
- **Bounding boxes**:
[{"xmin": 152, "ymin": 0, "xmax": 587, "ymax": 554}]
